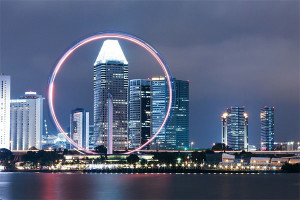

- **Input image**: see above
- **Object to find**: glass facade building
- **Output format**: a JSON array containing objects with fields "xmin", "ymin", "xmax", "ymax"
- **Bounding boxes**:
[
  {"xmin": 93, "ymin": 40, "xmax": 128, "ymax": 150},
  {"xmin": 260, "ymin": 106, "xmax": 275, "ymax": 151},
  {"xmin": 70, "ymin": 108, "xmax": 89, "ymax": 149},
  {"xmin": 128, "ymin": 79, "xmax": 151, "ymax": 149},
  {"xmin": 222, "ymin": 107, "xmax": 248, "ymax": 150},
  {"xmin": 151, "ymin": 77, "xmax": 189, "ymax": 150},
  {"xmin": 88, "ymin": 125, "xmax": 95, "ymax": 150},
  {"xmin": 173, "ymin": 80, "xmax": 190, "ymax": 149}
]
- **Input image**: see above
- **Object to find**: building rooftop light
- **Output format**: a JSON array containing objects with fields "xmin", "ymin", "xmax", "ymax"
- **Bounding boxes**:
[{"xmin": 94, "ymin": 40, "xmax": 128, "ymax": 65}]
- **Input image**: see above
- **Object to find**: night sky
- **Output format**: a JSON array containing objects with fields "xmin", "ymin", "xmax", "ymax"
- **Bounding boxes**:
[{"xmin": 0, "ymin": 1, "xmax": 299, "ymax": 148}]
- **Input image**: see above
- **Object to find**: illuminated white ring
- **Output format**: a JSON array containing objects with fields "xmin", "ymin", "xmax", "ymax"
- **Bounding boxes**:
[{"xmin": 48, "ymin": 31, "xmax": 173, "ymax": 154}]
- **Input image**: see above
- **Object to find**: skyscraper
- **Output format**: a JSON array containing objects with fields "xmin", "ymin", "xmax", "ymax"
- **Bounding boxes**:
[
  {"xmin": 222, "ymin": 107, "xmax": 248, "ymax": 150},
  {"xmin": 0, "ymin": 74, "xmax": 10, "ymax": 149},
  {"xmin": 88, "ymin": 125, "xmax": 95, "ymax": 150},
  {"xmin": 93, "ymin": 40, "xmax": 128, "ymax": 150},
  {"xmin": 128, "ymin": 79, "xmax": 151, "ymax": 149},
  {"xmin": 174, "ymin": 80, "xmax": 189, "ymax": 149},
  {"xmin": 260, "ymin": 106, "xmax": 275, "ymax": 151},
  {"xmin": 151, "ymin": 76, "xmax": 169, "ymax": 149},
  {"xmin": 151, "ymin": 77, "xmax": 189, "ymax": 150},
  {"xmin": 70, "ymin": 108, "xmax": 89, "ymax": 149},
  {"xmin": 10, "ymin": 91, "xmax": 43, "ymax": 150}
]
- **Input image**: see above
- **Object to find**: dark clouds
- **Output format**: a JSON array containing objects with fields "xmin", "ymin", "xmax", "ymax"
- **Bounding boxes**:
[{"xmin": 0, "ymin": 0, "xmax": 299, "ymax": 148}]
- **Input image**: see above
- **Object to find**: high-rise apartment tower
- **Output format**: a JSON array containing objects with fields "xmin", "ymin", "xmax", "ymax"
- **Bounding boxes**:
[{"xmin": 260, "ymin": 106, "xmax": 275, "ymax": 151}]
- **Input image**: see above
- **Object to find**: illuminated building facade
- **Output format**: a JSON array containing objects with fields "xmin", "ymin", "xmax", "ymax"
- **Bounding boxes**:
[
  {"xmin": 93, "ymin": 40, "xmax": 128, "ymax": 150},
  {"xmin": 88, "ymin": 125, "xmax": 95, "ymax": 150},
  {"xmin": 260, "ymin": 106, "xmax": 275, "ymax": 151},
  {"xmin": 70, "ymin": 108, "xmax": 89, "ymax": 149},
  {"xmin": 221, "ymin": 112, "xmax": 228, "ymax": 145},
  {"xmin": 0, "ymin": 74, "xmax": 10, "ymax": 149},
  {"xmin": 174, "ymin": 80, "xmax": 189, "ymax": 149},
  {"xmin": 10, "ymin": 92, "xmax": 43, "ymax": 150},
  {"xmin": 222, "ymin": 107, "xmax": 248, "ymax": 150},
  {"xmin": 151, "ymin": 77, "xmax": 189, "ymax": 150},
  {"xmin": 128, "ymin": 79, "xmax": 151, "ymax": 149}
]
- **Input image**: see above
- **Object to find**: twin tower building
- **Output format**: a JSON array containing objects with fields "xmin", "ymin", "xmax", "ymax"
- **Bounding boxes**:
[{"xmin": 72, "ymin": 40, "xmax": 190, "ymax": 151}]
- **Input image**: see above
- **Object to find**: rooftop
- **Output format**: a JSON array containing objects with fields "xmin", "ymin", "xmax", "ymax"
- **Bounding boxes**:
[{"xmin": 94, "ymin": 40, "xmax": 128, "ymax": 66}]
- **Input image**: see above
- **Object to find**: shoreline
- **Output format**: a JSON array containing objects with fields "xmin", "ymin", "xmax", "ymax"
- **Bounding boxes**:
[{"xmin": 2, "ymin": 169, "xmax": 289, "ymax": 174}]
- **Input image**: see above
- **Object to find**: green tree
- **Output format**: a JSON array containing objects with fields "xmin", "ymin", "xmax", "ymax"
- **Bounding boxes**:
[
  {"xmin": 191, "ymin": 151, "xmax": 206, "ymax": 163},
  {"xmin": 153, "ymin": 152, "xmax": 178, "ymax": 164},
  {"xmin": 22, "ymin": 150, "xmax": 63, "ymax": 167},
  {"xmin": 94, "ymin": 145, "xmax": 107, "ymax": 154},
  {"xmin": 127, "ymin": 154, "xmax": 139, "ymax": 164},
  {"xmin": 0, "ymin": 148, "xmax": 15, "ymax": 168},
  {"xmin": 140, "ymin": 159, "xmax": 148, "ymax": 165},
  {"xmin": 205, "ymin": 149, "xmax": 214, "ymax": 154},
  {"xmin": 282, "ymin": 163, "xmax": 300, "ymax": 173}
]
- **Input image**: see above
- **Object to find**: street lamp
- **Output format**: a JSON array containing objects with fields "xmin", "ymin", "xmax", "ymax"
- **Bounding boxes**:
[
  {"xmin": 151, "ymin": 142, "xmax": 155, "ymax": 150},
  {"xmin": 190, "ymin": 141, "xmax": 194, "ymax": 149},
  {"xmin": 158, "ymin": 142, "xmax": 161, "ymax": 151}
]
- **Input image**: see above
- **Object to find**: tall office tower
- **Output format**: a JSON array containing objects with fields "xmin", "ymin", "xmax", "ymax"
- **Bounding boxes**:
[
  {"xmin": 260, "ymin": 106, "xmax": 275, "ymax": 151},
  {"xmin": 151, "ymin": 77, "xmax": 189, "ymax": 150},
  {"xmin": 93, "ymin": 40, "xmax": 128, "ymax": 150},
  {"xmin": 10, "ymin": 91, "xmax": 43, "ymax": 150},
  {"xmin": 151, "ymin": 76, "xmax": 169, "ymax": 149},
  {"xmin": 128, "ymin": 79, "xmax": 151, "ymax": 149},
  {"xmin": 222, "ymin": 107, "xmax": 248, "ymax": 150},
  {"xmin": 174, "ymin": 80, "xmax": 189, "ymax": 149},
  {"xmin": 0, "ymin": 74, "xmax": 11, "ymax": 149},
  {"xmin": 88, "ymin": 125, "xmax": 95, "ymax": 150},
  {"xmin": 70, "ymin": 108, "xmax": 89, "ymax": 149}
]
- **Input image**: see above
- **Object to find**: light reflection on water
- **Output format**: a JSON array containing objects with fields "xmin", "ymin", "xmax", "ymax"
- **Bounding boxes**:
[{"xmin": 0, "ymin": 172, "xmax": 299, "ymax": 200}]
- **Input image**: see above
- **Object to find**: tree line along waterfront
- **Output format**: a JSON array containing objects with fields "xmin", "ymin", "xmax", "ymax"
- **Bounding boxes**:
[{"xmin": 1, "ymin": 145, "xmax": 299, "ymax": 173}]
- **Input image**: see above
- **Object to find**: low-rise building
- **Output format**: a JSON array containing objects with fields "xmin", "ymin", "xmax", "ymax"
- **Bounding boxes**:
[
  {"xmin": 250, "ymin": 157, "xmax": 270, "ymax": 165},
  {"xmin": 289, "ymin": 157, "xmax": 300, "ymax": 164},
  {"xmin": 270, "ymin": 158, "xmax": 289, "ymax": 166},
  {"xmin": 222, "ymin": 153, "xmax": 235, "ymax": 163}
]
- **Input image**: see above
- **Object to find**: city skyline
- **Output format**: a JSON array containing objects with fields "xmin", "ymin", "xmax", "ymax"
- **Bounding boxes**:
[
  {"xmin": 0, "ymin": 2, "xmax": 299, "ymax": 200},
  {"xmin": 0, "ymin": 1, "xmax": 299, "ymax": 148}
]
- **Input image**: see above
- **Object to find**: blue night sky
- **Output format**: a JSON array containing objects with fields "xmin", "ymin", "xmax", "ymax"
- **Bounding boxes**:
[{"xmin": 0, "ymin": 1, "xmax": 299, "ymax": 148}]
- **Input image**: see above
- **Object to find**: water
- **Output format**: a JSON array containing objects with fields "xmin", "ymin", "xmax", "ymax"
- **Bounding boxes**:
[{"xmin": 0, "ymin": 172, "xmax": 299, "ymax": 200}]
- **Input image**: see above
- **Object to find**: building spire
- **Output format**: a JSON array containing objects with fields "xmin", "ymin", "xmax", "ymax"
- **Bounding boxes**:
[{"xmin": 94, "ymin": 39, "xmax": 128, "ymax": 66}]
